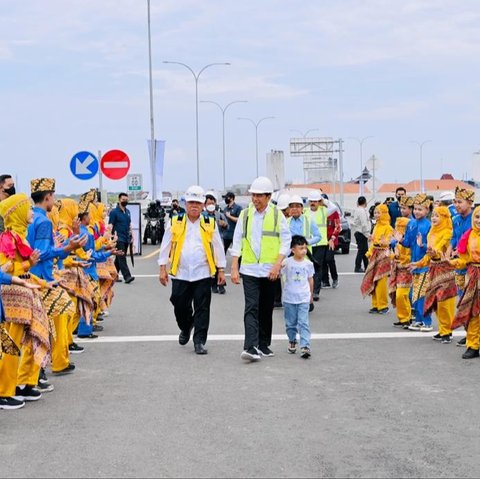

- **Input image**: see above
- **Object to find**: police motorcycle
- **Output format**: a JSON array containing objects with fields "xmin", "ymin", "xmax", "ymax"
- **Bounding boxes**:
[{"xmin": 143, "ymin": 200, "xmax": 166, "ymax": 245}]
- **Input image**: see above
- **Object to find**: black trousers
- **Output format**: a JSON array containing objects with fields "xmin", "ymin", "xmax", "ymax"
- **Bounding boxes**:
[
  {"xmin": 242, "ymin": 275, "xmax": 276, "ymax": 350},
  {"xmin": 223, "ymin": 238, "xmax": 233, "ymax": 254},
  {"xmin": 354, "ymin": 232, "xmax": 369, "ymax": 270},
  {"xmin": 312, "ymin": 245, "xmax": 328, "ymax": 295},
  {"xmin": 115, "ymin": 241, "xmax": 132, "ymax": 280},
  {"xmin": 274, "ymin": 278, "xmax": 282, "ymax": 303},
  {"xmin": 170, "ymin": 278, "xmax": 212, "ymax": 345},
  {"xmin": 322, "ymin": 249, "xmax": 338, "ymax": 283}
]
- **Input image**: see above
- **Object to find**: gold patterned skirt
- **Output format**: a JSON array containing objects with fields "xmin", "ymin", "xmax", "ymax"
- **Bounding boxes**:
[
  {"xmin": 361, "ymin": 247, "xmax": 391, "ymax": 298},
  {"xmin": 424, "ymin": 260, "xmax": 457, "ymax": 316},
  {"xmin": 452, "ymin": 264, "xmax": 480, "ymax": 330},
  {"xmin": 388, "ymin": 261, "xmax": 413, "ymax": 306}
]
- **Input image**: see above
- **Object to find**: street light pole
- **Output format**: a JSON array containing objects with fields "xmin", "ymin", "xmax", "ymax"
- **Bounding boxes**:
[
  {"xmin": 147, "ymin": 0, "xmax": 157, "ymax": 200},
  {"xmin": 162, "ymin": 61, "xmax": 230, "ymax": 184},
  {"xmin": 412, "ymin": 140, "xmax": 431, "ymax": 193},
  {"xmin": 238, "ymin": 116, "xmax": 275, "ymax": 177},
  {"xmin": 201, "ymin": 100, "xmax": 248, "ymax": 190},
  {"xmin": 347, "ymin": 136, "xmax": 373, "ymax": 196},
  {"xmin": 290, "ymin": 128, "xmax": 320, "ymax": 138}
]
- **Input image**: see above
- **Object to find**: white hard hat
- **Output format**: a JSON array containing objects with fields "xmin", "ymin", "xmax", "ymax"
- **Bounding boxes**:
[
  {"xmin": 205, "ymin": 190, "xmax": 217, "ymax": 201},
  {"xmin": 308, "ymin": 190, "xmax": 323, "ymax": 201},
  {"xmin": 248, "ymin": 176, "xmax": 274, "ymax": 194},
  {"xmin": 439, "ymin": 191, "xmax": 455, "ymax": 201},
  {"xmin": 289, "ymin": 194, "xmax": 304, "ymax": 206},
  {"xmin": 276, "ymin": 193, "xmax": 291, "ymax": 210},
  {"xmin": 184, "ymin": 185, "xmax": 206, "ymax": 203}
]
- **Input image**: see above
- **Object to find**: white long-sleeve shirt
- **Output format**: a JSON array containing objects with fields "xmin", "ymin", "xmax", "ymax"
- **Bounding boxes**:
[
  {"xmin": 351, "ymin": 206, "xmax": 371, "ymax": 237},
  {"xmin": 231, "ymin": 204, "xmax": 291, "ymax": 278},
  {"xmin": 158, "ymin": 216, "xmax": 226, "ymax": 282}
]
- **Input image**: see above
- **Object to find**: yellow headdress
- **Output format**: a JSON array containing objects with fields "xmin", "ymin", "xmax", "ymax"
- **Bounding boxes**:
[
  {"xmin": 58, "ymin": 199, "xmax": 79, "ymax": 231},
  {"xmin": 375, "ymin": 203, "xmax": 391, "ymax": 226},
  {"xmin": 455, "ymin": 186, "xmax": 475, "ymax": 202},
  {"xmin": 0, "ymin": 193, "xmax": 31, "ymax": 238},
  {"xmin": 394, "ymin": 217, "xmax": 410, "ymax": 235},
  {"xmin": 30, "ymin": 178, "xmax": 55, "ymax": 194}
]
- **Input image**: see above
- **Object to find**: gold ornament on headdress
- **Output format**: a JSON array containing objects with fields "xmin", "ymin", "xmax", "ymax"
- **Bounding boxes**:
[
  {"xmin": 399, "ymin": 196, "xmax": 414, "ymax": 207},
  {"xmin": 413, "ymin": 193, "xmax": 431, "ymax": 208},
  {"xmin": 454, "ymin": 186, "xmax": 475, "ymax": 202},
  {"xmin": 30, "ymin": 178, "xmax": 55, "ymax": 194}
]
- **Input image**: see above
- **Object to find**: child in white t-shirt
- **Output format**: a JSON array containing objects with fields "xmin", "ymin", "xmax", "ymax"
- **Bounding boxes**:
[{"xmin": 281, "ymin": 235, "xmax": 314, "ymax": 358}]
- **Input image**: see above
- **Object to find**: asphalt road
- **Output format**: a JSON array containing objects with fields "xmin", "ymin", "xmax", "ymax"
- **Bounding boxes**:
[{"xmin": 2, "ymin": 245, "xmax": 480, "ymax": 478}]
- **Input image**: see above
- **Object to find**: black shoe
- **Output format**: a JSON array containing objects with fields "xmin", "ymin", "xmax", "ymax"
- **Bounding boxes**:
[
  {"xmin": 332, "ymin": 279, "xmax": 339, "ymax": 289},
  {"xmin": 52, "ymin": 363, "xmax": 75, "ymax": 376},
  {"xmin": 14, "ymin": 385, "xmax": 42, "ymax": 402},
  {"xmin": 273, "ymin": 301, "xmax": 283, "ymax": 308},
  {"xmin": 462, "ymin": 348, "xmax": 480, "ymax": 359},
  {"xmin": 309, "ymin": 303, "xmax": 314, "ymax": 313},
  {"xmin": 39, "ymin": 368, "xmax": 48, "ymax": 384},
  {"xmin": 256, "ymin": 345, "xmax": 274, "ymax": 357},
  {"xmin": 322, "ymin": 282, "xmax": 331, "ymax": 288},
  {"xmin": 52, "ymin": 363, "xmax": 76, "ymax": 375},
  {"xmin": 93, "ymin": 324, "xmax": 104, "ymax": 332},
  {"xmin": 69, "ymin": 342, "xmax": 84, "ymax": 354},
  {"xmin": 96, "ymin": 315, "xmax": 105, "ymax": 322},
  {"xmin": 240, "ymin": 347, "xmax": 261, "ymax": 362},
  {"xmin": 442, "ymin": 335, "xmax": 452, "ymax": 344},
  {"xmin": 36, "ymin": 381, "xmax": 54, "ymax": 393},
  {"xmin": 211, "ymin": 285, "xmax": 219, "ymax": 294},
  {"xmin": 194, "ymin": 343, "xmax": 208, "ymax": 355},
  {"xmin": 313, "ymin": 294, "xmax": 320, "ymax": 302},
  {"xmin": 77, "ymin": 333, "xmax": 98, "ymax": 339},
  {"xmin": 124, "ymin": 277, "xmax": 135, "ymax": 284},
  {"xmin": 369, "ymin": 308, "xmax": 378, "ymax": 314},
  {"xmin": 116, "ymin": 278, "xmax": 123, "ymax": 283},
  {"xmin": 300, "ymin": 347, "xmax": 311, "ymax": 359},
  {"xmin": 179, "ymin": 327, "xmax": 192, "ymax": 346},
  {"xmin": 457, "ymin": 337, "xmax": 467, "ymax": 347},
  {"xmin": 432, "ymin": 333, "xmax": 443, "ymax": 341},
  {"xmin": 218, "ymin": 285, "xmax": 226, "ymax": 294},
  {"xmin": 377, "ymin": 307, "xmax": 389, "ymax": 315},
  {"xmin": 402, "ymin": 321, "xmax": 412, "ymax": 329},
  {"xmin": 393, "ymin": 321, "xmax": 407, "ymax": 328},
  {"xmin": 354, "ymin": 268, "xmax": 365, "ymax": 273},
  {"xmin": 0, "ymin": 396, "xmax": 25, "ymax": 410}
]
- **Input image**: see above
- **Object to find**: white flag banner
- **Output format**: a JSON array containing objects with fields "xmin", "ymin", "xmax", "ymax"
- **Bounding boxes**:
[{"xmin": 147, "ymin": 140, "xmax": 166, "ymax": 200}]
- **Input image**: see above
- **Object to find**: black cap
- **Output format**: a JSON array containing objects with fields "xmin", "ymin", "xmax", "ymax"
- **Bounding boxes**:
[{"xmin": 223, "ymin": 191, "xmax": 235, "ymax": 199}]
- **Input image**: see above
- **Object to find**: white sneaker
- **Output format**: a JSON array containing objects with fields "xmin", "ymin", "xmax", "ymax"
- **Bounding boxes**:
[
  {"xmin": 420, "ymin": 325, "xmax": 433, "ymax": 332},
  {"xmin": 408, "ymin": 322, "xmax": 423, "ymax": 331}
]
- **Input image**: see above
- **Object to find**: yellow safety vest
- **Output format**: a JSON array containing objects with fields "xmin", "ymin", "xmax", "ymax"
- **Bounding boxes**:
[
  {"xmin": 305, "ymin": 207, "xmax": 328, "ymax": 246},
  {"xmin": 240, "ymin": 204, "xmax": 281, "ymax": 264},
  {"xmin": 168, "ymin": 214, "xmax": 216, "ymax": 276},
  {"xmin": 287, "ymin": 214, "xmax": 313, "ymax": 252}
]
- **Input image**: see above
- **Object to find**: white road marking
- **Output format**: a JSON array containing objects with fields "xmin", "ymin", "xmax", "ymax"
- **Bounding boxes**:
[{"xmin": 77, "ymin": 331, "xmax": 464, "ymax": 344}]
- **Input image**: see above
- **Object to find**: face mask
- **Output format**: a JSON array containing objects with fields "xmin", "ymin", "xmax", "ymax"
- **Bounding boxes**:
[
  {"xmin": 206, "ymin": 204, "xmax": 216, "ymax": 213},
  {"xmin": 120, "ymin": 200, "xmax": 128, "ymax": 207},
  {"xmin": 3, "ymin": 186, "xmax": 15, "ymax": 196}
]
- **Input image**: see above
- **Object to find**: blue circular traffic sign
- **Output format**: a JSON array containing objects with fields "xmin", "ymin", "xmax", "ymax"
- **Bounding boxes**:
[{"xmin": 70, "ymin": 151, "xmax": 99, "ymax": 180}]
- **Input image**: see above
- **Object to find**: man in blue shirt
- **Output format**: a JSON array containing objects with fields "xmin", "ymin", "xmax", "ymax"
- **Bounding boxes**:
[
  {"xmin": 388, "ymin": 187, "xmax": 407, "ymax": 228},
  {"xmin": 27, "ymin": 178, "xmax": 87, "ymax": 380},
  {"xmin": 222, "ymin": 192, "xmax": 242, "ymax": 253},
  {"xmin": 287, "ymin": 195, "xmax": 321, "ymax": 246},
  {"xmin": 108, "ymin": 192, "xmax": 134, "ymax": 284}
]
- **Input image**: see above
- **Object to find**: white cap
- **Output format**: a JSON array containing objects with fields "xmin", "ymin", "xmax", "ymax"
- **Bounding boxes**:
[
  {"xmin": 439, "ymin": 191, "xmax": 455, "ymax": 201},
  {"xmin": 276, "ymin": 194, "xmax": 291, "ymax": 210},
  {"xmin": 184, "ymin": 185, "xmax": 206, "ymax": 203},
  {"xmin": 205, "ymin": 190, "xmax": 217, "ymax": 201},
  {"xmin": 308, "ymin": 190, "xmax": 323, "ymax": 201},
  {"xmin": 248, "ymin": 176, "xmax": 274, "ymax": 194},
  {"xmin": 289, "ymin": 194, "xmax": 304, "ymax": 206}
]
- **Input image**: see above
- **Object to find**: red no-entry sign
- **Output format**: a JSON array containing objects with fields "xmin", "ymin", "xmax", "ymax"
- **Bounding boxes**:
[{"xmin": 101, "ymin": 149, "xmax": 131, "ymax": 180}]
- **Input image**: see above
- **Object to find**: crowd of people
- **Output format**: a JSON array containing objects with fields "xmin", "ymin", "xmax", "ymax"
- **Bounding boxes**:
[
  {"xmin": 0, "ymin": 174, "xmax": 133, "ymax": 410},
  {"xmin": 3, "ymin": 171, "xmax": 478, "ymax": 410},
  {"xmin": 358, "ymin": 185, "xmax": 480, "ymax": 360}
]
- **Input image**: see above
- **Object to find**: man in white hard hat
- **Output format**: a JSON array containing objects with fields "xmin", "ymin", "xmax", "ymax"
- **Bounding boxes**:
[
  {"xmin": 276, "ymin": 193, "xmax": 291, "ymax": 218},
  {"xmin": 287, "ymin": 195, "xmax": 321, "ymax": 248},
  {"xmin": 305, "ymin": 190, "xmax": 328, "ymax": 300},
  {"xmin": 231, "ymin": 176, "xmax": 291, "ymax": 362},
  {"xmin": 158, "ymin": 185, "xmax": 226, "ymax": 355},
  {"xmin": 438, "ymin": 191, "xmax": 457, "ymax": 217}
]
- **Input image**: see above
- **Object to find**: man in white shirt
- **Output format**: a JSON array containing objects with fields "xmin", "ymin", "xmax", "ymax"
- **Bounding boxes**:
[
  {"xmin": 231, "ymin": 177, "xmax": 292, "ymax": 362},
  {"xmin": 351, "ymin": 196, "xmax": 371, "ymax": 273},
  {"xmin": 158, "ymin": 186, "xmax": 226, "ymax": 355}
]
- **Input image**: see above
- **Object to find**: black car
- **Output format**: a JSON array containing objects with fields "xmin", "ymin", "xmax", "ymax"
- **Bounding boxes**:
[{"xmin": 332, "ymin": 202, "xmax": 351, "ymax": 254}]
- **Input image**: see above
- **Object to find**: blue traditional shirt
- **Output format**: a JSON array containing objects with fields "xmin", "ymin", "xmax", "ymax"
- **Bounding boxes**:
[
  {"xmin": 79, "ymin": 225, "xmax": 111, "ymax": 281},
  {"xmin": 401, "ymin": 217, "xmax": 431, "ymax": 274},
  {"xmin": 451, "ymin": 211, "xmax": 472, "ymax": 275},
  {"xmin": 27, "ymin": 207, "xmax": 69, "ymax": 282}
]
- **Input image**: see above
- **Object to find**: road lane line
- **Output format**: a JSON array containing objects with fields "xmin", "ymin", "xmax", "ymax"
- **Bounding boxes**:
[
  {"xmin": 129, "ymin": 272, "xmax": 363, "ymax": 278},
  {"xmin": 77, "ymin": 331, "xmax": 465, "ymax": 344}
]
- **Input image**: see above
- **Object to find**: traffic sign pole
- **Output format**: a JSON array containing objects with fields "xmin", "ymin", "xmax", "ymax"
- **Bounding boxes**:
[{"xmin": 98, "ymin": 150, "xmax": 104, "ymax": 203}]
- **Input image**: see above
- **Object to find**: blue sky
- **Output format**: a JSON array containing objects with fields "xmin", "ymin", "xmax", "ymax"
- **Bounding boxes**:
[{"xmin": 1, "ymin": 0, "xmax": 480, "ymax": 195}]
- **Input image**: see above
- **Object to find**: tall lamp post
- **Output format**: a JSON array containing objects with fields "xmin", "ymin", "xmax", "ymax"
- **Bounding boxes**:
[
  {"xmin": 201, "ymin": 100, "xmax": 248, "ymax": 190},
  {"xmin": 162, "ymin": 60, "xmax": 230, "ymax": 184},
  {"xmin": 347, "ymin": 136, "xmax": 373, "ymax": 195},
  {"xmin": 411, "ymin": 140, "xmax": 431, "ymax": 193},
  {"xmin": 290, "ymin": 128, "xmax": 319, "ymax": 138},
  {"xmin": 238, "ymin": 116, "xmax": 275, "ymax": 177}
]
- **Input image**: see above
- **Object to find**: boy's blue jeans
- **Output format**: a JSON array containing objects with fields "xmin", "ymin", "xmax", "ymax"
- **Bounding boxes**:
[{"xmin": 283, "ymin": 302, "xmax": 311, "ymax": 348}]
